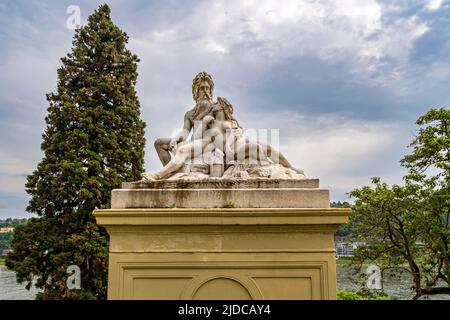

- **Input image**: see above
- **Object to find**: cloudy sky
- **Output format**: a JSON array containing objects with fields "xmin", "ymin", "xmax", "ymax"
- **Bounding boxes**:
[{"xmin": 1, "ymin": 0, "xmax": 449, "ymax": 218}]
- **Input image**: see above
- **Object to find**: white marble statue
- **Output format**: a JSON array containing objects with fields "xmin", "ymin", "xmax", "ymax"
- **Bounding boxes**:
[{"xmin": 142, "ymin": 72, "xmax": 305, "ymax": 180}]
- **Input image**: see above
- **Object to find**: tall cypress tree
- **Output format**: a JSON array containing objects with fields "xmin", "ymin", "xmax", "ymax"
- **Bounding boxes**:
[{"xmin": 6, "ymin": 4, "xmax": 145, "ymax": 299}]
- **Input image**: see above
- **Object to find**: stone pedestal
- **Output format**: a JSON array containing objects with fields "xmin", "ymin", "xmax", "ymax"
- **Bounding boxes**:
[{"xmin": 94, "ymin": 178, "xmax": 350, "ymax": 300}]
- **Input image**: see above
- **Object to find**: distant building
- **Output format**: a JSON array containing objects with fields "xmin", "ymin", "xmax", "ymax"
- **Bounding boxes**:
[
  {"xmin": 336, "ymin": 242, "xmax": 355, "ymax": 257},
  {"xmin": 335, "ymin": 238, "xmax": 366, "ymax": 258},
  {"xmin": 0, "ymin": 227, "xmax": 14, "ymax": 233}
]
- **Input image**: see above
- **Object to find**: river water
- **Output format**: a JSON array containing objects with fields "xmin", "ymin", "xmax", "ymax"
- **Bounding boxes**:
[
  {"xmin": 337, "ymin": 265, "xmax": 450, "ymax": 300},
  {"xmin": 337, "ymin": 265, "xmax": 415, "ymax": 299},
  {"xmin": 0, "ymin": 266, "xmax": 40, "ymax": 300},
  {"xmin": 1, "ymin": 265, "xmax": 448, "ymax": 300}
]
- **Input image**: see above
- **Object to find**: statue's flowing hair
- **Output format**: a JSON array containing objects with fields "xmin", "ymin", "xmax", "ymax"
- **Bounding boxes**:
[
  {"xmin": 191, "ymin": 72, "xmax": 215, "ymax": 120},
  {"xmin": 191, "ymin": 72, "xmax": 241, "ymax": 129},
  {"xmin": 192, "ymin": 71, "xmax": 214, "ymax": 101},
  {"xmin": 217, "ymin": 97, "xmax": 241, "ymax": 129}
]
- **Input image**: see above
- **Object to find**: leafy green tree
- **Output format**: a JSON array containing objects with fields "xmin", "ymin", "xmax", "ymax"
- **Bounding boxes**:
[
  {"xmin": 350, "ymin": 178, "xmax": 425, "ymax": 297},
  {"xmin": 401, "ymin": 108, "xmax": 450, "ymax": 296},
  {"xmin": 349, "ymin": 108, "xmax": 450, "ymax": 299},
  {"xmin": 6, "ymin": 4, "xmax": 145, "ymax": 299},
  {"xmin": 401, "ymin": 108, "xmax": 449, "ymax": 179}
]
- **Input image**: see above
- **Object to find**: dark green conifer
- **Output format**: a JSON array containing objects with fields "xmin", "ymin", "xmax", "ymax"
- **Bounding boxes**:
[{"xmin": 6, "ymin": 4, "xmax": 145, "ymax": 299}]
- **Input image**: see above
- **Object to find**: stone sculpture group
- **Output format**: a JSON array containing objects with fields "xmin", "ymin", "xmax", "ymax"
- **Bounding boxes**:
[
  {"xmin": 95, "ymin": 72, "xmax": 349, "ymax": 301},
  {"xmin": 143, "ymin": 72, "xmax": 305, "ymax": 181}
]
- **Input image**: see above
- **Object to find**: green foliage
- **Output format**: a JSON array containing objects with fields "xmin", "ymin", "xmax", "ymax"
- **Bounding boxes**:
[
  {"xmin": 337, "ymin": 289, "xmax": 388, "ymax": 300},
  {"xmin": 401, "ymin": 107, "xmax": 450, "ymax": 179},
  {"xmin": 0, "ymin": 219, "xmax": 26, "ymax": 255},
  {"xmin": 400, "ymin": 107, "xmax": 450, "ymax": 297},
  {"xmin": 337, "ymin": 290, "xmax": 362, "ymax": 300},
  {"xmin": 331, "ymin": 202, "xmax": 352, "ymax": 236},
  {"xmin": 6, "ymin": 4, "xmax": 145, "ymax": 300},
  {"xmin": 331, "ymin": 201, "xmax": 351, "ymax": 208},
  {"xmin": 0, "ymin": 232, "xmax": 14, "ymax": 254},
  {"xmin": 349, "ymin": 108, "xmax": 450, "ymax": 299},
  {"xmin": 356, "ymin": 288, "xmax": 389, "ymax": 300}
]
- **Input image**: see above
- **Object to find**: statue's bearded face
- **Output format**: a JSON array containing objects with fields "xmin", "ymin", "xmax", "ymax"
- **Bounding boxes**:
[{"xmin": 196, "ymin": 80, "xmax": 212, "ymax": 102}]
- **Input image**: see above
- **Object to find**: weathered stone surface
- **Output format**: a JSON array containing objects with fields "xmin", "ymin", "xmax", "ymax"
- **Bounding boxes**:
[
  {"xmin": 111, "ymin": 188, "xmax": 329, "ymax": 209},
  {"xmin": 115, "ymin": 178, "xmax": 327, "ymax": 209},
  {"xmin": 122, "ymin": 178, "xmax": 319, "ymax": 189},
  {"xmin": 144, "ymin": 72, "xmax": 306, "ymax": 180}
]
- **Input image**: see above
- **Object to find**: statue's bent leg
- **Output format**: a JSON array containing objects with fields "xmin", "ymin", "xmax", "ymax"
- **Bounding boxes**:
[
  {"xmin": 154, "ymin": 137, "xmax": 172, "ymax": 166},
  {"xmin": 144, "ymin": 139, "xmax": 212, "ymax": 180},
  {"xmin": 151, "ymin": 142, "xmax": 193, "ymax": 179}
]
